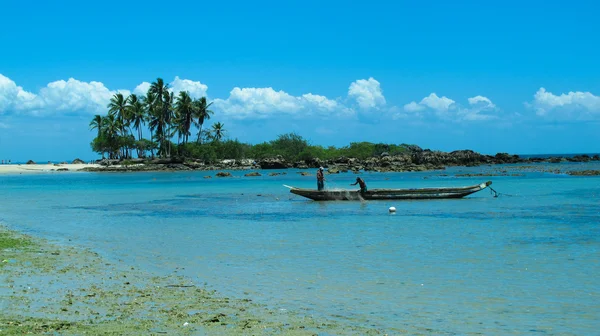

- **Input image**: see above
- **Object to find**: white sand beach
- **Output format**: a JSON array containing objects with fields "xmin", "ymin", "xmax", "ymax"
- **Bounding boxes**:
[{"xmin": 0, "ymin": 163, "xmax": 101, "ymax": 174}]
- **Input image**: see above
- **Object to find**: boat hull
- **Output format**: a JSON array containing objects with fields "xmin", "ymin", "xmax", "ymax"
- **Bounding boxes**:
[{"xmin": 288, "ymin": 181, "xmax": 492, "ymax": 201}]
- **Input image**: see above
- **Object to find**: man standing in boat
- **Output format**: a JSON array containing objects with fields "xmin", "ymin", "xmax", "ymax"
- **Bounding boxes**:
[
  {"xmin": 351, "ymin": 177, "xmax": 367, "ymax": 194},
  {"xmin": 316, "ymin": 167, "xmax": 325, "ymax": 191}
]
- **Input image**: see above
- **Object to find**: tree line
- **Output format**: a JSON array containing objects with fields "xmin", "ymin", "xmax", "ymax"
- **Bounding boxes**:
[
  {"xmin": 89, "ymin": 77, "xmax": 414, "ymax": 163},
  {"xmin": 90, "ymin": 77, "xmax": 225, "ymax": 160}
]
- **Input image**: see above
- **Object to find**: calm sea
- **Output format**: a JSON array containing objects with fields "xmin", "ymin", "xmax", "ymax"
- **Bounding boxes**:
[{"xmin": 1, "ymin": 163, "xmax": 599, "ymax": 334}]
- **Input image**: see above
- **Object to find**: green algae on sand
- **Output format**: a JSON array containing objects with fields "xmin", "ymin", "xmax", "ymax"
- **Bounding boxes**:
[{"xmin": 0, "ymin": 226, "xmax": 391, "ymax": 335}]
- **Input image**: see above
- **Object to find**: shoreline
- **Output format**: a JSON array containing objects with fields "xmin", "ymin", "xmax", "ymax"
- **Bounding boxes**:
[
  {"xmin": 2, "ymin": 150, "xmax": 599, "ymax": 175},
  {"xmin": 0, "ymin": 163, "xmax": 101, "ymax": 175},
  {"xmin": 0, "ymin": 224, "xmax": 390, "ymax": 335},
  {"xmin": 2, "ymin": 159, "xmax": 600, "ymax": 177}
]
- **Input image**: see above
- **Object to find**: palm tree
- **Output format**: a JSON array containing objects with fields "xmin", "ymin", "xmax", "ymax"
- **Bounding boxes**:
[
  {"xmin": 89, "ymin": 114, "xmax": 103, "ymax": 138},
  {"xmin": 149, "ymin": 78, "xmax": 168, "ymax": 105},
  {"xmin": 142, "ymin": 92, "xmax": 157, "ymax": 141},
  {"xmin": 147, "ymin": 91, "xmax": 174, "ymax": 158},
  {"xmin": 174, "ymin": 91, "xmax": 194, "ymax": 144},
  {"xmin": 148, "ymin": 106, "xmax": 166, "ymax": 158},
  {"xmin": 107, "ymin": 93, "xmax": 130, "ymax": 158},
  {"xmin": 193, "ymin": 97, "xmax": 213, "ymax": 144},
  {"xmin": 101, "ymin": 114, "xmax": 122, "ymax": 159},
  {"xmin": 127, "ymin": 94, "xmax": 146, "ymax": 141},
  {"xmin": 162, "ymin": 90, "xmax": 175, "ymax": 157},
  {"xmin": 210, "ymin": 122, "xmax": 226, "ymax": 142},
  {"xmin": 107, "ymin": 93, "xmax": 128, "ymax": 134}
]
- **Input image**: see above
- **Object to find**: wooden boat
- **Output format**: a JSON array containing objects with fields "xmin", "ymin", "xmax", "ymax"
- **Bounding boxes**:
[{"xmin": 285, "ymin": 181, "xmax": 493, "ymax": 201}]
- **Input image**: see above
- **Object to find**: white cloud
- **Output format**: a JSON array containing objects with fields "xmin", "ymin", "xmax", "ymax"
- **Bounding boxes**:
[
  {"xmin": 133, "ymin": 82, "xmax": 151, "ymax": 96},
  {"xmin": 468, "ymin": 95, "xmax": 496, "ymax": 108},
  {"xmin": 302, "ymin": 93, "xmax": 339, "ymax": 111},
  {"xmin": 0, "ymin": 122, "xmax": 10, "ymax": 129},
  {"xmin": 214, "ymin": 87, "xmax": 352, "ymax": 119},
  {"xmin": 420, "ymin": 93, "xmax": 455, "ymax": 112},
  {"xmin": 531, "ymin": 87, "xmax": 600, "ymax": 118},
  {"xmin": 400, "ymin": 93, "xmax": 497, "ymax": 121},
  {"xmin": 0, "ymin": 74, "xmax": 212, "ymax": 116},
  {"xmin": 403, "ymin": 101, "xmax": 426, "ymax": 113},
  {"xmin": 132, "ymin": 77, "xmax": 209, "ymax": 99},
  {"xmin": 34, "ymin": 78, "xmax": 126, "ymax": 115},
  {"xmin": 403, "ymin": 93, "xmax": 455, "ymax": 114},
  {"xmin": 348, "ymin": 77, "xmax": 386, "ymax": 109},
  {"xmin": 0, "ymin": 74, "xmax": 37, "ymax": 113},
  {"xmin": 0, "ymin": 74, "xmax": 133, "ymax": 116},
  {"xmin": 169, "ymin": 76, "xmax": 208, "ymax": 99},
  {"xmin": 0, "ymin": 73, "xmax": 510, "ymax": 124},
  {"xmin": 460, "ymin": 95, "xmax": 498, "ymax": 121}
]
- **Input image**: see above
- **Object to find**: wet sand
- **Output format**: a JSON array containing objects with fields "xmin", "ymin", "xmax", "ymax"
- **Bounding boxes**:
[
  {"xmin": 0, "ymin": 225, "xmax": 390, "ymax": 335},
  {"xmin": 0, "ymin": 164, "xmax": 101, "ymax": 175}
]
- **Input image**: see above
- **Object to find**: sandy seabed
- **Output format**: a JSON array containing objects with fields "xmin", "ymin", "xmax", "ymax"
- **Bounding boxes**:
[{"xmin": 0, "ymin": 225, "xmax": 393, "ymax": 335}]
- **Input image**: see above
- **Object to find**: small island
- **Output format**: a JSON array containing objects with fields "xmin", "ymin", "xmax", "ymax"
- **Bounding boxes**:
[{"xmin": 77, "ymin": 77, "xmax": 600, "ymax": 174}]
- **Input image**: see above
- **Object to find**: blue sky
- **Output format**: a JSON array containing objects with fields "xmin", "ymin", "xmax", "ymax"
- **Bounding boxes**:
[{"xmin": 1, "ymin": 0, "xmax": 599, "ymax": 161}]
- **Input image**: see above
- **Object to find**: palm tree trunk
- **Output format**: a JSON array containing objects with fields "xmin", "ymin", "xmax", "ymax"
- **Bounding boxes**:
[{"xmin": 197, "ymin": 124, "xmax": 203, "ymax": 144}]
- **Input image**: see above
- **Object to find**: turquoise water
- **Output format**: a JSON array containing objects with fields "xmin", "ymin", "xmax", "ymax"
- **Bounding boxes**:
[{"xmin": 1, "ymin": 164, "xmax": 599, "ymax": 334}]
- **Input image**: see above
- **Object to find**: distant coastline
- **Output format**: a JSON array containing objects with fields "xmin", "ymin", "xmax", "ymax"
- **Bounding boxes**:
[
  {"xmin": 2, "ymin": 150, "xmax": 599, "ymax": 176},
  {"xmin": 4, "ymin": 153, "xmax": 600, "ymax": 165}
]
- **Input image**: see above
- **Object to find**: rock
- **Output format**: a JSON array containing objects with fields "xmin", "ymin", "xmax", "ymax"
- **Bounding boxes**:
[
  {"xmin": 26, "ymin": 160, "xmax": 35, "ymax": 164},
  {"xmin": 568, "ymin": 155, "xmax": 591, "ymax": 162},
  {"xmin": 72, "ymin": 158, "xmax": 85, "ymax": 164},
  {"xmin": 294, "ymin": 162, "xmax": 309, "ymax": 169},
  {"xmin": 327, "ymin": 167, "xmax": 340, "ymax": 174},
  {"xmin": 298, "ymin": 172, "xmax": 311, "ymax": 176},
  {"xmin": 204, "ymin": 176, "xmax": 212, "ymax": 179},
  {"xmin": 150, "ymin": 157, "xmax": 184, "ymax": 164},
  {"xmin": 334, "ymin": 156, "xmax": 350, "ymax": 164},
  {"xmin": 402, "ymin": 144, "xmax": 423, "ymax": 152},
  {"xmin": 494, "ymin": 152, "xmax": 521, "ymax": 164},
  {"xmin": 567, "ymin": 170, "xmax": 600, "ymax": 176},
  {"xmin": 303, "ymin": 157, "xmax": 323, "ymax": 168},
  {"xmin": 548, "ymin": 157, "xmax": 564, "ymax": 163},
  {"xmin": 56, "ymin": 168, "xmax": 69, "ymax": 171},
  {"xmin": 258, "ymin": 156, "xmax": 287, "ymax": 169},
  {"xmin": 244, "ymin": 172, "xmax": 261, "ymax": 177},
  {"xmin": 184, "ymin": 162, "xmax": 204, "ymax": 169},
  {"xmin": 215, "ymin": 172, "xmax": 232, "ymax": 177},
  {"xmin": 268, "ymin": 172, "xmax": 281, "ymax": 176}
]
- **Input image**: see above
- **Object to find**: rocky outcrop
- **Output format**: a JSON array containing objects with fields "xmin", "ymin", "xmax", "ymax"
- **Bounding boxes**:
[
  {"xmin": 80, "ymin": 149, "xmax": 600, "ymax": 174},
  {"xmin": 258, "ymin": 156, "xmax": 288, "ymax": 169},
  {"xmin": 26, "ymin": 160, "xmax": 36, "ymax": 164},
  {"xmin": 244, "ymin": 172, "xmax": 261, "ymax": 177},
  {"xmin": 326, "ymin": 166, "xmax": 340, "ymax": 174},
  {"xmin": 72, "ymin": 158, "xmax": 85, "ymax": 164},
  {"xmin": 567, "ymin": 170, "xmax": 600, "ymax": 176},
  {"xmin": 216, "ymin": 172, "xmax": 232, "ymax": 177}
]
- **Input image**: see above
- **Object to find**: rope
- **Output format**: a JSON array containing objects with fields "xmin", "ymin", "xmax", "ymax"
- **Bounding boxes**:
[
  {"xmin": 488, "ymin": 186, "xmax": 515, "ymax": 198},
  {"xmin": 489, "ymin": 186, "xmax": 499, "ymax": 198}
]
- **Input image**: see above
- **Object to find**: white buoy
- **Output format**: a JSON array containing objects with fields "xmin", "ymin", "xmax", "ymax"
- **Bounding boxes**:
[{"xmin": 389, "ymin": 206, "xmax": 396, "ymax": 213}]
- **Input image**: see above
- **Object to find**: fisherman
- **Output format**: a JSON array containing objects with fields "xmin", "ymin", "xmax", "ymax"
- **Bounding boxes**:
[
  {"xmin": 316, "ymin": 167, "xmax": 325, "ymax": 191},
  {"xmin": 351, "ymin": 177, "xmax": 367, "ymax": 193}
]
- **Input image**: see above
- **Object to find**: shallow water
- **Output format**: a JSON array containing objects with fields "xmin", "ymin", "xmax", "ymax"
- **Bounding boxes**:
[{"xmin": 1, "ymin": 163, "xmax": 599, "ymax": 334}]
